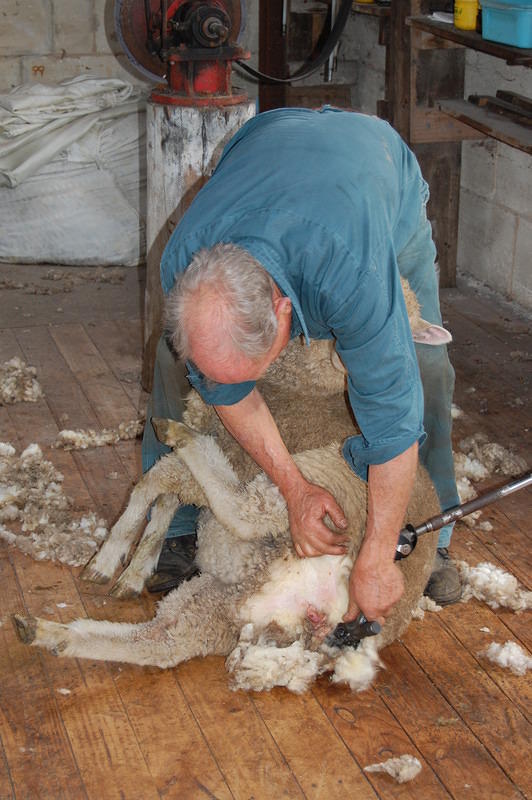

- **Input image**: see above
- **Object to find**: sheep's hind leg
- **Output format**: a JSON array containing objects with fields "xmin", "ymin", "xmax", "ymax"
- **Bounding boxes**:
[
  {"xmin": 82, "ymin": 459, "xmax": 176, "ymax": 584},
  {"xmin": 110, "ymin": 493, "xmax": 181, "ymax": 599},
  {"xmin": 13, "ymin": 575, "xmax": 239, "ymax": 668}
]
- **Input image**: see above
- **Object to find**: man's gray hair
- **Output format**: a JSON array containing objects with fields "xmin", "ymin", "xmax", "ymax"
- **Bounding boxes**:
[{"xmin": 165, "ymin": 243, "xmax": 279, "ymax": 361}]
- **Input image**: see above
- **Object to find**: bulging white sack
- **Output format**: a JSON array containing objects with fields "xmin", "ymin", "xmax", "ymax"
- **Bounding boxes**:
[{"xmin": 0, "ymin": 76, "xmax": 147, "ymax": 266}]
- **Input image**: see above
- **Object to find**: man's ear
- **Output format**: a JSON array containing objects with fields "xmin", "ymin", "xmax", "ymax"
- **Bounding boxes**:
[{"xmin": 273, "ymin": 295, "xmax": 292, "ymax": 319}]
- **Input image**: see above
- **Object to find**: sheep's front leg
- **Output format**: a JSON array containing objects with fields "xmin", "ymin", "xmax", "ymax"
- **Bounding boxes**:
[
  {"xmin": 154, "ymin": 419, "xmax": 288, "ymax": 541},
  {"xmin": 13, "ymin": 575, "xmax": 239, "ymax": 668},
  {"xmin": 82, "ymin": 458, "xmax": 178, "ymax": 585},
  {"xmin": 110, "ymin": 493, "xmax": 181, "ymax": 599}
]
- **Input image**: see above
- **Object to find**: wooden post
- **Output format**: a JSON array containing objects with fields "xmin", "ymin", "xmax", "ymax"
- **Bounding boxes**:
[
  {"xmin": 389, "ymin": 0, "xmax": 463, "ymax": 288},
  {"xmin": 142, "ymin": 100, "xmax": 256, "ymax": 391}
]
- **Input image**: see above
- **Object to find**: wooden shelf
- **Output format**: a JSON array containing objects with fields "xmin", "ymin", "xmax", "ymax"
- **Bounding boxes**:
[
  {"xmin": 352, "ymin": 2, "xmax": 390, "ymax": 18},
  {"xmin": 407, "ymin": 16, "xmax": 532, "ymax": 66},
  {"xmin": 438, "ymin": 98, "xmax": 532, "ymax": 153}
]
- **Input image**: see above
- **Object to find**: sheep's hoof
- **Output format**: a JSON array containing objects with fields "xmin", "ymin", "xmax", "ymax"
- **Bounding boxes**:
[
  {"xmin": 151, "ymin": 418, "xmax": 196, "ymax": 449},
  {"xmin": 12, "ymin": 614, "xmax": 37, "ymax": 644},
  {"xmin": 81, "ymin": 560, "xmax": 111, "ymax": 584},
  {"xmin": 109, "ymin": 576, "xmax": 141, "ymax": 600}
]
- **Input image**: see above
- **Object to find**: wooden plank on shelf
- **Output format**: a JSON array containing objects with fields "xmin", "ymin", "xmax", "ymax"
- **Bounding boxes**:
[
  {"xmin": 468, "ymin": 94, "xmax": 532, "ymax": 124},
  {"xmin": 439, "ymin": 99, "xmax": 532, "ymax": 153},
  {"xmin": 352, "ymin": 1, "xmax": 391, "ymax": 17},
  {"xmin": 407, "ymin": 16, "xmax": 532, "ymax": 65},
  {"xmin": 411, "ymin": 106, "xmax": 485, "ymax": 143},
  {"xmin": 496, "ymin": 89, "xmax": 532, "ymax": 113}
]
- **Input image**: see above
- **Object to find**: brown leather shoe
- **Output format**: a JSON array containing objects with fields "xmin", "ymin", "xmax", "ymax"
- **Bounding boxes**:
[{"xmin": 424, "ymin": 548, "xmax": 462, "ymax": 606}]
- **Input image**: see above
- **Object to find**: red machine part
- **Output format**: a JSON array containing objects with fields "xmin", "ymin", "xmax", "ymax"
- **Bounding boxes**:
[{"xmin": 115, "ymin": 0, "xmax": 249, "ymax": 106}]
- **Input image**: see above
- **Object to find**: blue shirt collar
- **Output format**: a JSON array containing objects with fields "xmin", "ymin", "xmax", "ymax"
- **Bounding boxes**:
[{"xmin": 234, "ymin": 237, "xmax": 310, "ymax": 345}]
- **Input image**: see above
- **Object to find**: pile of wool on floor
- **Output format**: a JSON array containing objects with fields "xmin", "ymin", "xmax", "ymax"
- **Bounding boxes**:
[
  {"xmin": 0, "ymin": 357, "xmax": 43, "ymax": 405},
  {"xmin": 452, "ymin": 434, "xmax": 527, "ymax": 525},
  {"xmin": 0, "ymin": 442, "xmax": 107, "ymax": 566},
  {"xmin": 54, "ymin": 417, "xmax": 145, "ymax": 450},
  {"xmin": 456, "ymin": 560, "xmax": 532, "ymax": 612}
]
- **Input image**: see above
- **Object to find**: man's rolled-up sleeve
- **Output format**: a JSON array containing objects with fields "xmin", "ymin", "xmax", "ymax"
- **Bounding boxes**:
[
  {"xmin": 185, "ymin": 361, "xmax": 255, "ymax": 406},
  {"xmin": 325, "ymin": 258, "xmax": 426, "ymax": 482}
]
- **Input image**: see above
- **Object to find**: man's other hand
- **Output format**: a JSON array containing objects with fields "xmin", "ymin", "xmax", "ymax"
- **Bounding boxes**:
[
  {"xmin": 342, "ymin": 548, "xmax": 404, "ymax": 626},
  {"xmin": 287, "ymin": 480, "xmax": 350, "ymax": 557}
]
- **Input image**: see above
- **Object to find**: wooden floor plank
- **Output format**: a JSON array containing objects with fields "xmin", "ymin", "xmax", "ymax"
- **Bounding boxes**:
[
  {"xmin": 49, "ymin": 323, "xmax": 139, "ymax": 428},
  {"xmin": 11, "ymin": 551, "xmax": 162, "ymax": 800},
  {"xmin": 0, "ymin": 329, "xmax": 25, "ymax": 364},
  {"xmin": 176, "ymin": 658, "xmax": 305, "ymax": 799},
  {"xmin": 311, "ymin": 679, "xmax": 451, "ymax": 799},
  {"xmin": 402, "ymin": 614, "xmax": 532, "ymax": 797},
  {"xmin": 1, "ymin": 281, "xmax": 530, "ymax": 799},
  {"xmin": 437, "ymin": 599, "xmax": 532, "ymax": 722},
  {"xmin": 80, "ymin": 592, "xmax": 234, "ymax": 800},
  {"xmin": 0, "ymin": 548, "xmax": 89, "ymax": 800},
  {"xmin": 14, "ymin": 324, "xmax": 139, "ymax": 524},
  {"xmin": 84, "ymin": 319, "xmax": 148, "ymax": 413},
  {"xmin": 374, "ymin": 643, "xmax": 524, "ymax": 799},
  {"xmin": 251, "ymin": 687, "xmax": 377, "ymax": 799},
  {"xmin": 448, "ymin": 534, "xmax": 532, "ymax": 653}
]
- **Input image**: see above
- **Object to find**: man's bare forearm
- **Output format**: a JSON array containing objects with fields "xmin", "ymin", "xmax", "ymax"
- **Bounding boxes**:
[
  {"xmin": 214, "ymin": 388, "xmax": 349, "ymax": 555},
  {"xmin": 365, "ymin": 442, "xmax": 418, "ymax": 560},
  {"xmin": 343, "ymin": 441, "xmax": 418, "ymax": 622},
  {"xmin": 214, "ymin": 388, "xmax": 304, "ymax": 498}
]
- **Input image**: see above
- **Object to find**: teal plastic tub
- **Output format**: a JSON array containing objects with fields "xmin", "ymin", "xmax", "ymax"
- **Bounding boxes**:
[{"xmin": 481, "ymin": 0, "xmax": 532, "ymax": 47}]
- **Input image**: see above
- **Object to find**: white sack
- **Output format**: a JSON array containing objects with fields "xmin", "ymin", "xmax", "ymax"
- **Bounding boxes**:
[{"xmin": 0, "ymin": 76, "xmax": 147, "ymax": 266}]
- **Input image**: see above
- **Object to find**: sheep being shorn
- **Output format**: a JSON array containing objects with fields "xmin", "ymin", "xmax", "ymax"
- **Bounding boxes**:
[
  {"xmin": 14, "ymin": 419, "xmax": 440, "ymax": 693},
  {"xmin": 13, "ymin": 281, "xmax": 447, "ymax": 692}
]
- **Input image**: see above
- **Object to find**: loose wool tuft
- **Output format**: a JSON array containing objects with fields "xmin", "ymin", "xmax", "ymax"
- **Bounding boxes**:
[
  {"xmin": 483, "ymin": 641, "xmax": 532, "ymax": 676},
  {"xmin": 54, "ymin": 418, "xmax": 145, "ymax": 450},
  {"xmin": 457, "ymin": 561, "xmax": 532, "ymax": 612},
  {"xmin": 330, "ymin": 637, "xmax": 382, "ymax": 692},
  {"xmin": 364, "ymin": 754, "xmax": 422, "ymax": 783},
  {"xmin": 0, "ymin": 357, "xmax": 43, "ymax": 405},
  {"xmin": 457, "ymin": 433, "xmax": 527, "ymax": 477},
  {"xmin": 226, "ymin": 625, "xmax": 326, "ymax": 694},
  {"xmin": 0, "ymin": 442, "xmax": 107, "ymax": 565}
]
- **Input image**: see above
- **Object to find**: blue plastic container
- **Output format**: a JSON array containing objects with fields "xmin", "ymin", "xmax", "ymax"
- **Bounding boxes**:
[{"xmin": 481, "ymin": 0, "xmax": 532, "ymax": 47}]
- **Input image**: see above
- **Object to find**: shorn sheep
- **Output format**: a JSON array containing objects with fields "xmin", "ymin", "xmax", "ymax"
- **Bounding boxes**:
[{"xmin": 14, "ymin": 281, "xmax": 449, "ymax": 693}]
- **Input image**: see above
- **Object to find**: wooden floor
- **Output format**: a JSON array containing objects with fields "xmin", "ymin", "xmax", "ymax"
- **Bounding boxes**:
[{"xmin": 0, "ymin": 264, "xmax": 530, "ymax": 800}]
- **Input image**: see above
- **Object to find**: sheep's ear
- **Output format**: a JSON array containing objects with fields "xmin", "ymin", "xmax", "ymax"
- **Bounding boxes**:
[
  {"xmin": 151, "ymin": 418, "xmax": 197, "ymax": 448},
  {"xmin": 412, "ymin": 320, "xmax": 453, "ymax": 345}
]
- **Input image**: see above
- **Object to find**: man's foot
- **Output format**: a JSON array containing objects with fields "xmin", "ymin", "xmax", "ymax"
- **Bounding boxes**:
[
  {"xmin": 424, "ymin": 547, "xmax": 462, "ymax": 606},
  {"xmin": 146, "ymin": 534, "xmax": 199, "ymax": 594}
]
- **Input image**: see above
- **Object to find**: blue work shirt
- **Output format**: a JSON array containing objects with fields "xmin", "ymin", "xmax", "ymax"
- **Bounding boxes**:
[{"xmin": 160, "ymin": 107, "xmax": 427, "ymax": 480}]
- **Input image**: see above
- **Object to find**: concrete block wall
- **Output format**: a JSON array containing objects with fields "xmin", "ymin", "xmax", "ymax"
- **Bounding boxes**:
[
  {"xmin": 0, "ymin": 0, "xmax": 259, "ymax": 95},
  {"xmin": 458, "ymin": 51, "xmax": 532, "ymax": 311},
  {"xmin": 0, "ymin": 0, "xmax": 154, "ymax": 91}
]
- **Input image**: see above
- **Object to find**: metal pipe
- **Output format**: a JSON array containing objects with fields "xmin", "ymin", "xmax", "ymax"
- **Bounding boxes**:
[{"xmin": 415, "ymin": 471, "xmax": 532, "ymax": 536}]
